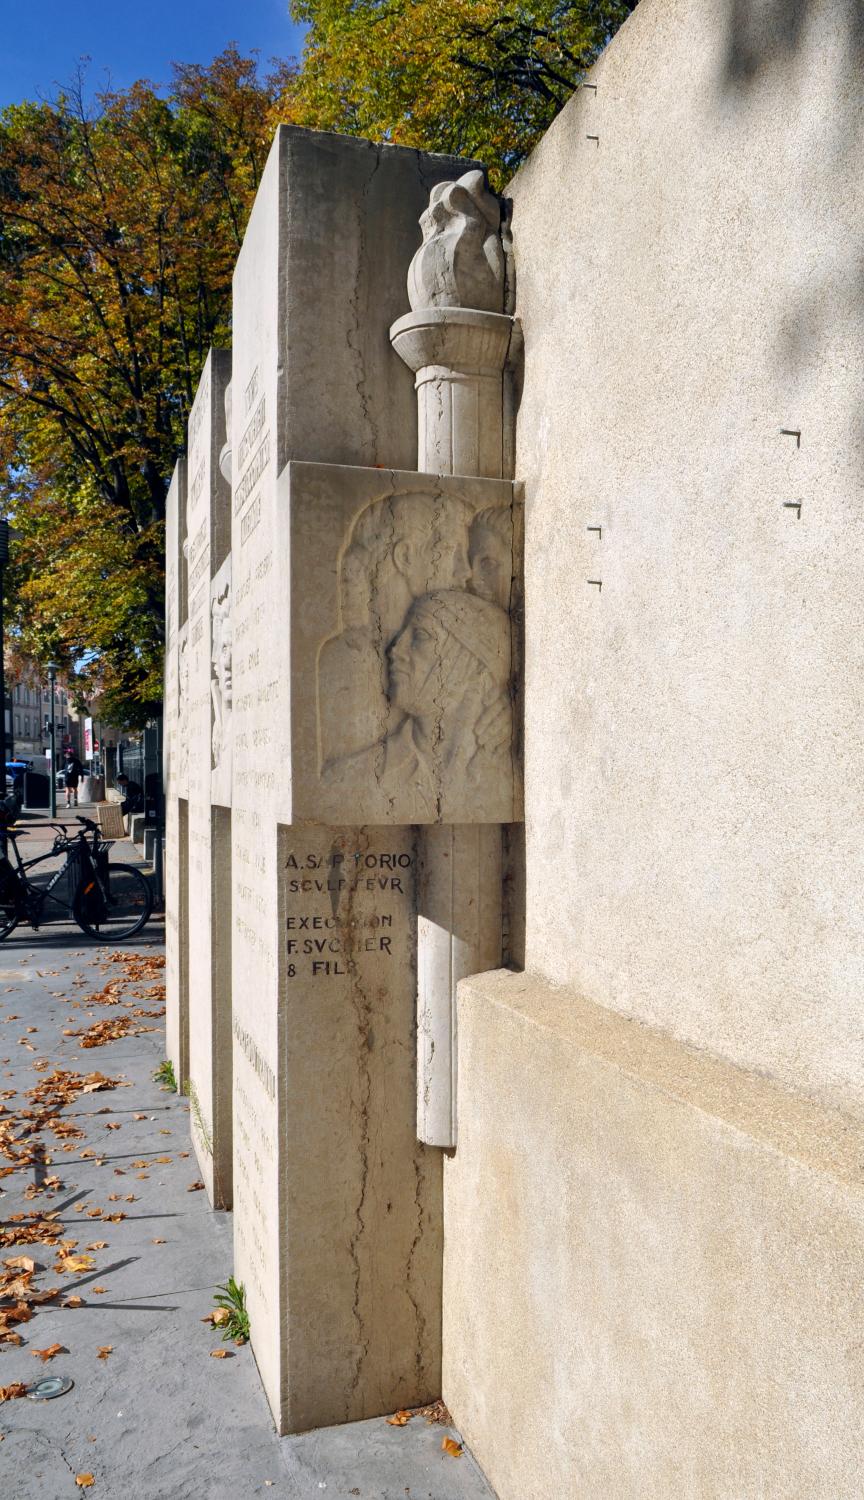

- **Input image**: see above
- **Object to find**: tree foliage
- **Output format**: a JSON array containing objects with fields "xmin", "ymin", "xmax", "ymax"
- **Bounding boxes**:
[
  {"xmin": 279, "ymin": 0, "xmax": 638, "ymax": 184},
  {"xmin": 0, "ymin": 49, "xmax": 283, "ymax": 722},
  {"xmin": 0, "ymin": 11, "xmax": 638, "ymax": 723}
]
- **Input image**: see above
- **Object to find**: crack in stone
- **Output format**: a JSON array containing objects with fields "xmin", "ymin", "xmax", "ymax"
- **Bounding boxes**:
[
  {"xmin": 405, "ymin": 1150, "xmax": 428, "ymax": 1392},
  {"xmin": 345, "ymin": 143, "xmax": 383, "ymax": 462},
  {"xmin": 343, "ymin": 827, "xmax": 373, "ymax": 1416}
]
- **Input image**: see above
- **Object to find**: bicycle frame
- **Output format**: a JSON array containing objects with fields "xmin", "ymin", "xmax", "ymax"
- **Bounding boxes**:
[{"xmin": 3, "ymin": 823, "xmax": 114, "ymax": 928}]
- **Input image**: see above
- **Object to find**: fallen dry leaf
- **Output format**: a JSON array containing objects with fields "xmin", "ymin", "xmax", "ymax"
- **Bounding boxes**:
[
  {"xmin": 32, "ymin": 1342, "xmax": 65, "ymax": 1362},
  {"xmin": 441, "ymin": 1437, "xmax": 464, "ymax": 1458},
  {"xmin": 75, "ymin": 1476, "xmax": 95, "ymax": 1490},
  {"xmin": 387, "ymin": 1410, "xmax": 412, "ymax": 1426},
  {"xmin": 187, "ymin": 1180, "xmax": 204, "ymax": 1192},
  {"xmin": 85, "ymin": 1241, "xmax": 108, "ymax": 1251},
  {"xmin": 92, "ymin": 1286, "xmax": 108, "ymax": 1295},
  {"xmin": 151, "ymin": 1238, "xmax": 165, "ymax": 1245},
  {"xmin": 97, "ymin": 1346, "xmax": 112, "ymax": 1360},
  {"xmin": 209, "ymin": 1348, "xmax": 228, "ymax": 1359},
  {"xmin": 133, "ymin": 1114, "xmax": 147, "ymax": 1121},
  {"xmin": 0, "ymin": 1383, "xmax": 27, "ymax": 1402},
  {"xmin": 63, "ymin": 1297, "xmax": 85, "ymax": 1308},
  {"xmin": 55, "ymin": 1253, "xmax": 95, "ymax": 1274}
]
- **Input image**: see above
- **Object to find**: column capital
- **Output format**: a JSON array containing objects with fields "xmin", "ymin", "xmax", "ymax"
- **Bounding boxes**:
[{"xmin": 389, "ymin": 306, "xmax": 519, "ymax": 378}]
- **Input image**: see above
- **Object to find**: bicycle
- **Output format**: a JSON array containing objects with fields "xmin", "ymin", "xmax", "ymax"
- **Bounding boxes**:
[{"xmin": 0, "ymin": 815, "xmax": 153, "ymax": 943}]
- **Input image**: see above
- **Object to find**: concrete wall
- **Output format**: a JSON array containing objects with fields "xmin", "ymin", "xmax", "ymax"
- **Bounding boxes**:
[
  {"xmin": 445, "ymin": 971, "xmax": 864, "ymax": 1500},
  {"xmin": 442, "ymin": 0, "xmax": 864, "ymax": 1493},
  {"xmin": 509, "ymin": 0, "xmax": 864, "ymax": 1120}
]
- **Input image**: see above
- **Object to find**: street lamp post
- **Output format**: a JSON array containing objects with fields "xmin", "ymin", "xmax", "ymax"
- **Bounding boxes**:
[{"xmin": 47, "ymin": 663, "xmax": 58, "ymax": 819}]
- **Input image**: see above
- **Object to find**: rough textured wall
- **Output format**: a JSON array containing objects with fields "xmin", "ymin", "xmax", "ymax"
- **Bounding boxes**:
[
  {"xmin": 509, "ymin": 0, "xmax": 864, "ymax": 1117},
  {"xmin": 445, "ymin": 971, "xmax": 864, "ymax": 1500}
]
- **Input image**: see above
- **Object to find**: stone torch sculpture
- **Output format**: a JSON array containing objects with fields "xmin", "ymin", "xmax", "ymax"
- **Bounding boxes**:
[{"xmin": 391, "ymin": 170, "xmax": 522, "ymax": 1146}]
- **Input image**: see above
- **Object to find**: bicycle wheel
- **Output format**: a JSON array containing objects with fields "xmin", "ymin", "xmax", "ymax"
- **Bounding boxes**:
[
  {"xmin": 0, "ymin": 889, "xmax": 22, "ymax": 940},
  {"xmin": 72, "ymin": 862, "xmax": 152, "ymax": 941}
]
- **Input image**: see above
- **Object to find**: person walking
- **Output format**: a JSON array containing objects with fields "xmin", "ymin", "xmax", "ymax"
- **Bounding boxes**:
[{"xmin": 64, "ymin": 755, "xmax": 83, "ymax": 808}]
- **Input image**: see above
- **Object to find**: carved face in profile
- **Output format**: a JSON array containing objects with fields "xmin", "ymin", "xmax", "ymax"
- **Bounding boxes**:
[
  {"xmin": 211, "ymin": 594, "xmax": 233, "ymax": 707},
  {"xmin": 178, "ymin": 634, "xmax": 189, "ymax": 714},
  {"xmin": 387, "ymin": 589, "xmax": 509, "ymax": 722},
  {"xmin": 395, "ymin": 522, "xmax": 471, "ymax": 602},
  {"xmin": 388, "ymin": 614, "xmax": 439, "ymax": 718},
  {"xmin": 469, "ymin": 506, "xmax": 511, "ymax": 611},
  {"xmin": 337, "ymin": 491, "xmax": 473, "ymax": 644}
]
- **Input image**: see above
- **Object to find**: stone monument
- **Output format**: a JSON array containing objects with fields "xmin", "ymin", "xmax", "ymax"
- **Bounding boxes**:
[
  {"xmin": 185, "ymin": 348, "xmax": 233, "ymax": 1206},
  {"xmin": 165, "ymin": 456, "xmax": 189, "ymax": 1089},
  {"xmin": 228, "ymin": 126, "xmax": 497, "ymax": 1433}
]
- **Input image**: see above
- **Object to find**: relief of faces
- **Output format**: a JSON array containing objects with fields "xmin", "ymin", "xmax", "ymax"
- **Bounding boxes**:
[
  {"xmin": 387, "ymin": 588, "xmax": 513, "ymax": 741},
  {"xmin": 210, "ymin": 579, "xmax": 233, "ymax": 773},
  {"xmin": 343, "ymin": 490, "xmax": 474, "ymax": 643},
  {"xmin": 211, "ymin": 593, "xmax": 233, "ymax": 708},
  {"xmin": 468, "ymin": 504, "xmax": 512, "ymax": 611}
]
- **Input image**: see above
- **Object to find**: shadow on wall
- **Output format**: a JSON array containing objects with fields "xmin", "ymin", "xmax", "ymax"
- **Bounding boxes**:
[
  {"xmin": 716, "ymin": 0, "xmax": 864, "ymax": 411},
  {"xmin": 721, "ymin": 0, "xmax": 864, "ymax": 83}
]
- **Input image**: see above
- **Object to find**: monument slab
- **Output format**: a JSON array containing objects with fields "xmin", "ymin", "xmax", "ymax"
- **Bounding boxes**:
[
  {"xmin": 165, "ymin": 457, "xmax": 189, "ymax": 1088},
  {"xmin": 186, "ymin": 349, "xmax": 233, "ymax": 1206},
  {"xmin": 229, "ymin": 128, "xmax": 486, "ymax": 1432}
]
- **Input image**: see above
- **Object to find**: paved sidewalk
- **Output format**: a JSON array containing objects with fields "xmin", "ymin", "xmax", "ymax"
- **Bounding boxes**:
[{"xmin": 0, "ymin": 816, "xmax": 497, "ymax": 1500}]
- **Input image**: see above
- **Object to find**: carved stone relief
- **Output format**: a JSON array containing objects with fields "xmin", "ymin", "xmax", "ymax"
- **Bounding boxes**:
[
  {"xmin": 210, "ymin": 554, "xmax": 233, "ymax": 808},
  {"xmin": 316, "ymin": 484, "xmax": 513, "ymax": 823},
  {"xmin": 177, "ymin": 623, "xmax": 190, "ymax": 796}
]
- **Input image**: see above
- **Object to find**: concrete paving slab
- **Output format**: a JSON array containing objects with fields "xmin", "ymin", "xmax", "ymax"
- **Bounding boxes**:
[{"xmin": 0, "ymin": 815, "xmax": 497, "ymax": 1500}]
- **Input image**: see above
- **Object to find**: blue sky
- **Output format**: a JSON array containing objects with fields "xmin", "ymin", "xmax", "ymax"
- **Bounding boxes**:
[{"xmin": 0, "ymin": 0, "xmax": 307, "ymax": 108}]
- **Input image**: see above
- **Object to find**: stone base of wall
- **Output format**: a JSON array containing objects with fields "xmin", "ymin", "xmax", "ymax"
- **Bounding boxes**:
[{"xmin": 444, "ymin": 970, "xmax": 864, "ymax": 1500}]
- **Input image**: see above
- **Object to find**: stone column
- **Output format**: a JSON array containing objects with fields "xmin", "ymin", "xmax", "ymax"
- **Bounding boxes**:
[{"xmin": 390, "ymin": 171, "xmax": 522, "ymax": 1147}]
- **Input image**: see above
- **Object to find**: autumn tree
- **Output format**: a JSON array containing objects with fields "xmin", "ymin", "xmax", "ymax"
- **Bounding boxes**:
[
  {"xmin": 0, "ymin": 49, "xmax": 285, "ymax": 722},
  {"xmin": 278, "ymin": 0, "xmax": 638, "ymax": 184},
  {"xmin": 0, "ymin": 14, "xmax": 637, "ymax": 723}
]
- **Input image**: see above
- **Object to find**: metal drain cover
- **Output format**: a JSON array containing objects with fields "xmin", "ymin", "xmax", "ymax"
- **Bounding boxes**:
[{"xmin": 26, "ymin": 1374, "xmax": 74, "ymax": 1401}]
